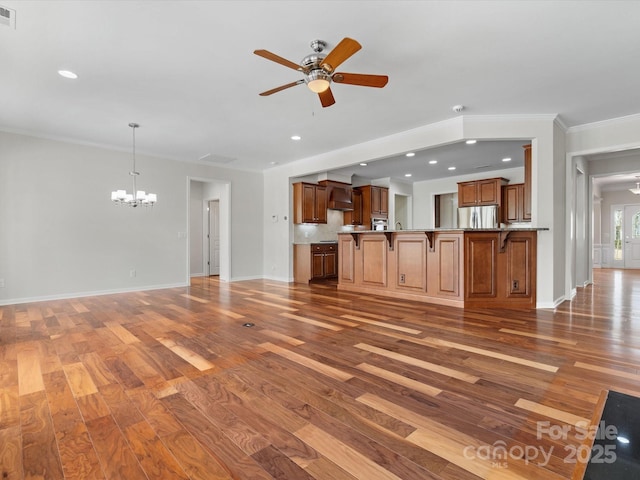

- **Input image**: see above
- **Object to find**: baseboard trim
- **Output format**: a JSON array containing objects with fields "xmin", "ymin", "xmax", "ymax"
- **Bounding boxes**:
[{"xmin": 0, "ymin": 282, "xmax": 188, "ymax": 306}]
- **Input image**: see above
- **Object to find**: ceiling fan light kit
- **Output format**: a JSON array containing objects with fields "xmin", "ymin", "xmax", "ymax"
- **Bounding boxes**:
[{"xmin": 254, "ymin": 37, "xmax": 388, "ymax": 107}]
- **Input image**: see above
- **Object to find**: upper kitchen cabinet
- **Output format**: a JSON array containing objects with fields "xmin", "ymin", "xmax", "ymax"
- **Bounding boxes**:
[
  {"xmin": 458, "ymin": 178, "xmax": 508, "ymax": 207},
  {"xmin": 360, "ymin": 185, "xmax": 389, "ymax": 219},
  {"xmin": 502, "ymin": 183, "xmax": 526, "ymax": 223},
  {"xmin": 293, "ymin": 182, "xmax": 327, "ymax": 224},
  {"xmin": 523, "ymin": 144, "xmax": 532, "ymax": 221}
]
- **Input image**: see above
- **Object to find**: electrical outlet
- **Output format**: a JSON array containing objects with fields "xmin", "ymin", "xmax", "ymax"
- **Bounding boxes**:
[
  {"xmin": 0, "ymin": 278, "xmax": 5, "ymax": 288},
  {"xmin": 512, "ymin": 280, "xmax": 519, "ymax": 290},
  {"xmin": 130, "ymin": 269, "xmax": 136, "ymax": 278},
  {"xmin": 399, "ymin": 274, "xmax": 406, "ymax": 284}
]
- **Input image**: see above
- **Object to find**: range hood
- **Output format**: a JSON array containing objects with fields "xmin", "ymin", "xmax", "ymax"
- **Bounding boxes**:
[{"xmin": 318, "ymin": 180, "xmax": 354, "ymax": 211}]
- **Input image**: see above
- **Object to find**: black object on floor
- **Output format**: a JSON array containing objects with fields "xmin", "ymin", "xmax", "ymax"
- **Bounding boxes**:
[{"xmin": 583, "ymin": 391, "xmax": 640, "ymax": 479}]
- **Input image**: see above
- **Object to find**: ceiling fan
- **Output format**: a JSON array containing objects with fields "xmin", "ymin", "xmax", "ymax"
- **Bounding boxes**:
[{"xmin": 253, "ymin": 37, "xmax": 388, "ymax": 107}]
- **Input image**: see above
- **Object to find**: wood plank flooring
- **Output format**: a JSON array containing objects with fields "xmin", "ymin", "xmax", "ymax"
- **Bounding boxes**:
[{"xmin": 1, "ymin": 268, "xmax": 639, "ymax": 479}]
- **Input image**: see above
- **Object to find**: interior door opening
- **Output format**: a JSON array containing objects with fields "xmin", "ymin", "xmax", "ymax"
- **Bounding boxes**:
[{"xmin": 208, "ymin": 200, "xmax": 220, "ymax": 276}]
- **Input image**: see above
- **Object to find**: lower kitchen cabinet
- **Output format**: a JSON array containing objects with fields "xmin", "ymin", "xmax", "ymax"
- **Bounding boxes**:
[{"xmin": 293, "ymin": 243, "xmax": 338, "ymax": 283}]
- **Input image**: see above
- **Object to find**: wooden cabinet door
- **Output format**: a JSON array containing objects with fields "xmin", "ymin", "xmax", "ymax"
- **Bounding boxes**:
[
  {"xmin": 523, "ymin": 144, "xmax": 532, "ymax": 221},
  {"xmin": 311, "ymin": 252, "xmax": 325, "ymax": 278},
  {"xmin": 503, "ymin": 184, "xmax": 523, "ymax": 223},
  {"xmin": 465, "ymin": 233, "xmax": 497, "ymax": 298},
  {"xmin": 293, "ymin": 183, "xmax": 327, "ymax": 224},
  {"xmin": 477, "ymin": 179, "xmax": 500, "ymax": 205},
  {"xmin": 458, "ymin": 182, "xmax": 478, "ymax": 207},
  {"xmin": 324, "ymin": 251, "xmax": 337, "ymax": 278},
  {"xmin": 371, "ymin": 186, "xmax": 382, "ymax": 214},
  {"xmin": 504, "ymin": 234, "xmax": 533, "ymax": 297},
  {"xmin": 379, "ymin": 187, "xmax": 389, "ymax": 215},
  {"xmin": 314, "ymin": 185, "xmax": 327, "ymax": 223},
  {"xmin": 301, "ymin": 184, "xmax": 316, "ymax": 223},
  {"xmin": 338, "ymin": 235, "xmax": 355, "ymax": 283}
]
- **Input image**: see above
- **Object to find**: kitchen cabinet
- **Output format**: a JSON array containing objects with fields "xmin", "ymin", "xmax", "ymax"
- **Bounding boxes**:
[
  {"xmin": 464, "ymin": 230, "xmax": 536, "ymax": 309},
  {"xmin": 343, "ymin": 189, "xmax": 363, "ymax": 225},
  {"xmin": 293, "ymin": 243, "xmax": 337, "ymax": 283},
  {"xmin": 312, "ymin": 243, "xmax": 338, "ymax": 280},
  {"xmin": 359, "ymin": 185, "xmax": 388, "ymax": 220},
  {"xmin": 502, "ymin": 183, "xmax": 526, "ymax": 223},
  {"xmin": 293, "ymin": 182, "xmax": 327, "ymax": 224},
  {"xmin": 457, "ymin": 178, "xmax": 507, "ymax": 207},
  {"xmin": 338, "ymin": 229, "xmax": 537, "ymax": 309},
  {"xmin": 523, "ymin": 144, "xmax": 532, "ymax": 221}
]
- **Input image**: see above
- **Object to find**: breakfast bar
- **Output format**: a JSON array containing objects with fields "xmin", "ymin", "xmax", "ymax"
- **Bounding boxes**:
[{"xmin": 337, "ymin": 228, "xmax": 547, "ymax": 310}]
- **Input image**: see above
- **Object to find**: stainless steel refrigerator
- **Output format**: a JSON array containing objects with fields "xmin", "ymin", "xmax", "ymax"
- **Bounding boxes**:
[{"xmin": 457, "ymin": 205, "xmax": 498, "ymax": 229}]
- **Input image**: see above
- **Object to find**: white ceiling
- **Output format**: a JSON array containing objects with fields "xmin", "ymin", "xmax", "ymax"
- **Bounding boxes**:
[{"xmin": 2, "ymin": 1, "xmax": 640, "ymax": 185}]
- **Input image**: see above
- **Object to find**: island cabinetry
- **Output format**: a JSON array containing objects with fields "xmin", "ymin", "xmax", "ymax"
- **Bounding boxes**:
[
  {"xmin": 458, "ymin": 178, "xmax": 507, "ymax": 207},
  {"xmin": 338, "ymin": 229, "xmax": 539, "ymax": 309},
  {"xmin": 391, "ymin": 234, "xmax": 428, "ymax": 292},
  {"xmin": 338, "ymin": 235, "xmax": 355, "ymax": 284},
  {"xmin": 464, "ymin": 230, "xmax": 536, "ymax": 309},
  {"xmin": 465, "ymin": 233, "xmax": 498, "ymax": 298},
  {"xmin": 523, "ymin": 144, "xmax": 532, "ymax": 221},
  {"xmin": 343, "ymin": 188, "xmax": 363, "ymax": 225},
  {"xmin": 359, "ymin": 234, "xmax": 388, "ymax": 287},
  {"xmin": 293, "ymin": 182, "xmax": 327, "ymax": 224},
  {"xmin": 429, "ymin": 233, "xmax": 463, "ymax": 298}
]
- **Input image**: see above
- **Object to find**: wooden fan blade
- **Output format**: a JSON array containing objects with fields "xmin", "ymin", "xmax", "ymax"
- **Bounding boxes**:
[
  {"xmin": 259, "ymin": 80, "xmax": 304, "ymax": 96},
  {"xmin": 332, "ymin": 72, "xmax": 389, "ymax": 88},
  {"xmin": 254, "ymin": 49, "xmax": 301, "ymax": 71},
  {"xmin": 318, "ymin": 88, "xmax": 335, "ymax": 108},
  {"xmin": 321, "ymin": 37, "xmax": 361, "ymax": 72}
]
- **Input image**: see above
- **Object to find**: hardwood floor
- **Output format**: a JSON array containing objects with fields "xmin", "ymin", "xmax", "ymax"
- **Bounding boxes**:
[{"xmin": 1, "ymin": 269, "xmax": 639, "ymax": 479}]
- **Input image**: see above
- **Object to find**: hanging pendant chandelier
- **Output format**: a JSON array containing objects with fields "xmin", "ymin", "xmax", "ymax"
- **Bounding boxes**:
[{"xmin": 111, "ymin": 123, "xmax": 157, "ymax": 207}]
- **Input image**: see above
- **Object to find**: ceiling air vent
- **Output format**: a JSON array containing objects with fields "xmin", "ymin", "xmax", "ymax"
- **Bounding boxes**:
[
  {"xmin": 0, "ymin": 5, "xmax": 16, "ymax": 28},
  {"xmin": 198, "ymin": 153, "xmax": 235, "ymax": 165}
]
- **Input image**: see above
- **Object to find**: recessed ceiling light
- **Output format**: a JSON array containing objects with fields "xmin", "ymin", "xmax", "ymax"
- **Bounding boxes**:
[
  {"xmin": 58, "ymin": 70, "xmax": 78, "ymax": 79},
  {"xmin": 448, "ymin": 166, "xmax": 456, "ymax": 171},
  {"xmin": 465, "ymin": 139, "xmax": 477, "ymax": 145},
  {"xmin": 502, "ymin": 157, "xmax": 512, "ymax": 162},
  {"xmin": 428, "ymin": 160, "xmax": 438, "ymax": 165},
  {"xmin": 359, "ymin": 163, "xmax": 368, "ymax": 166},
  {"xmin": 405, "ymin": 173, "xmax": 412, "ymax": 177},
  {"xmin": 291, "ymin": 135, "xmax": 301, "ymax": 141},
  {"xmin": 270, "ymin": 161, "xmax": 278, "ymax": 165},
  {"xmin": 405, "ymin": 152, "xmax": 415, "ymax": 157}
]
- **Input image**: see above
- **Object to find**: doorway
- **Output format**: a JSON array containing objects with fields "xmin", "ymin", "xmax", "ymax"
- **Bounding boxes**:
[
  {"xmin": 208, "ymin": 200, "xmax": 220, "ymax": 275},
  {"xmin": 188, "ymin": 178, "xmax": 230, "ymax": 283},
  {"xmin": 611, "ymin": 203, "xmax": 640, "ymax": 269},
  {"xmin": 624, "ymin": 204, "xmax": 640, "ymax": 268}
]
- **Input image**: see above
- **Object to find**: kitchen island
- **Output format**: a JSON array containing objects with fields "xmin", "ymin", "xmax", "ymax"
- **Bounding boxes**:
[{"xmin": 337, "ymin": 228, "xmax": 547, "ymax": 309}]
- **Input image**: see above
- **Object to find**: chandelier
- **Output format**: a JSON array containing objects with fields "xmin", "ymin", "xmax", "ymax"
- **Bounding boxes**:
[
  {"xmin": 630, "ymin": 178, "xmax": 640, "ymax": 195},
  {"xmin": 111, "ymin": 123, "xmax": 157, "ymax": 207}
]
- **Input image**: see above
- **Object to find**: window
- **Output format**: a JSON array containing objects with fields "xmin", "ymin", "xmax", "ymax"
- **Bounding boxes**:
[
  {"xmin": 633, "ymin": 212, "xmax": 640, "ymax": 239},
  {"xmin": 614, "ymin": 208, "xmax": 623, "ymax": 260}
]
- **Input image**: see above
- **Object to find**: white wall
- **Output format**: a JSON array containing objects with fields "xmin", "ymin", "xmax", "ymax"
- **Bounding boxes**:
[
  {"xmin": 0, "ymin": 131, "xmax": 263, "ymax": 304},
  {"xmin": 190, "ymin": 181, "xmax": 204, "ymax": 276}
]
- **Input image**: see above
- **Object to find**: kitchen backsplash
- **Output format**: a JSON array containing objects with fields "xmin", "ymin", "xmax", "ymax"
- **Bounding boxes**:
[{"xmin": 294, "ymin": 209, "xmax": 349, "ymax": 243}]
